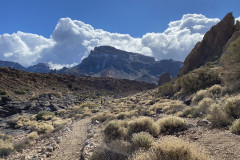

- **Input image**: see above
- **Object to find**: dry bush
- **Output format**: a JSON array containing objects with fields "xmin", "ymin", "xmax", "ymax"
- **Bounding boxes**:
[
  {"xmin": 35, "ymin": 122, "xmax": 54, "ymax": 134},
  {"xmin": 192, "ymin": 98, "xmax": 213, "ymax": 118},
  {"xmin": 104, "ymin": 121, "xmax": 127, "ymax": 141},
  {"xmin": 90, "ymin": 140, "xmax": 131, "ymax": 160},
  {"xmin": 27, "ymin": 131, "xmax": 39, "ymax": 140},
  {"xmin": 230, "ymin": 119, "xmax": 240, "ymax": 134},
  {"xmin": 0, "ymin": 133, "xmax": 13, "ymax": 157},
  {"xmin": 207, "ymin": 105, "xmax": 230, "ymax": 127},
  {"xmin": 158, "ymin": 116, "xmax": 187, "ymax": 134},
  {"xmin": 223, "ymin": 96, "xmax": 240, "ymax": 119},
  {"xmin": 128, "ymin": 117, "xmax": 159, "ymax": 137},
  {"xmin": 192, "ymin": 89, "xmax": 208, "ymax": 104},
  {"xmin": 132, "ymin": 132, "xmax": 154, "ymax": 150},
  {"xmin": 91, "ymin": 112, "xmax": 114, "ymax": 123},
  {"xmin": 53, "ymin": 118, "xmax": 70, "ymax": 131},
  {"xmin": 36, "ymin": 111, "xmax": 55, "ymax": 121},
  {"xmin": 162, "ymin": 101, "xmax": 187, "ymax": 115},
  {"xmin": 0, "ymin": 141, "xmax": 14, "ymax": 157},
  {"xmin": 131, "ymin": 136, "xmax": 209, "ymax": 160},
  {"xmin": 208, "ymin": 84, "xmax": 222, "ymax": 98}
]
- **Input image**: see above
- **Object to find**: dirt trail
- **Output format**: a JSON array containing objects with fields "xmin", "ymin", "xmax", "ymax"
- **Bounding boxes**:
[
  {"xmin": 181, "ymin": 118, "xmax": 240, "ymax": 160},
  {"xmin": 48, "ymin": 118, "xmax": 90, "ymax": 160}
]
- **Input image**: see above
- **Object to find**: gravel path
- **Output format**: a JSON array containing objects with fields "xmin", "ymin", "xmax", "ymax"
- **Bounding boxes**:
[{"xmin": 48, "ymin": 118, "xmax": 90, "ymax": 160}]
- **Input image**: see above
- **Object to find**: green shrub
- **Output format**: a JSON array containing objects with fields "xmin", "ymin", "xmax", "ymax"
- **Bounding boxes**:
[
  {"xmin": 220, "ymin": 36, "xmax": 240, "ymax": 92},
  {"xmin": 132, "ymin": 132, "xmax": 153, "ymax": 150},
  {"xmin": 132, "ymin": 136, "xmax": 209, "ymax": 160},
  {"xmin": 36, "ymin": 111, "xmax": 55, "ymax": 121},
  {"xmin": 230, "ymin": 119, "xmax": 240, "ymax": 134},
  {"xmin": 157, "ymin": 67, "xmax": 221, "ymax": 97},
  {"xmin": 128, "ymin": 117, "xmax": 159, "ymax": 137},
  {"xmin": 158, "ymin": 116, "xmax": 187, "ymax": 134}
]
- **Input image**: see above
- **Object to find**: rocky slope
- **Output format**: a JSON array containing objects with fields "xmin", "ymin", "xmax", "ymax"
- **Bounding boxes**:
[
  {"xmin": 178, "ymin": 12, "xmax": 240, "ymax": 76},
  {"xmin": 60, "ymin": 46, "xmax": 183, "ymax": 84},
  {"xmin": 0, "ymin": 67, "xmax": 155, "ymax": 118}
]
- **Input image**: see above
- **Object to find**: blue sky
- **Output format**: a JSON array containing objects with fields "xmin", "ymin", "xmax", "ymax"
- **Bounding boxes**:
[
  {"xmin": 0, "ymin": 0, "xmax": 239, "ymax": 38},
  {"xmin": 0, "ymin": 0, "xmax": 239, "ymax": 68}
]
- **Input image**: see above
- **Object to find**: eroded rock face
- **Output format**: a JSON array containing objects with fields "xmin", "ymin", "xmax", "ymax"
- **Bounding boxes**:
[
  {"xmin": 158, "ymin": 72, "xmax": 171, "ymax": 86},
  {"xmin": 64, "ymin": 46, "xmax": 183, "ymax": 84},
  {"xmin": 178, "ymin": 12, "xmax": 239, "ymax": 76}
]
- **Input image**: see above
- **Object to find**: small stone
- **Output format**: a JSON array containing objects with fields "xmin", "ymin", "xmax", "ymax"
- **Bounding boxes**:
[
  {"xmin": 46, "ymin": 146, "xmax": 54, "ymax": 152},
  {"xmin": 95, "ymin": 120, "xmax": 100, "ymax": 124},
  {"xmin": 193, "ymin": 137, "xmax": 198, "ymax": 140},
  {"xmin": 197, "ymin": 119, "xmax": 210, "ymax": 126},
  {"xmin": 46, "ymin": 152, "xmax": 52, "ymax": 157}
]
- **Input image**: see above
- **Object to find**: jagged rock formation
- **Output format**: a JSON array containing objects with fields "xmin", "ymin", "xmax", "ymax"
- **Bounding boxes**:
[
  {"xmin": 61, "ymin": 46, "xmax": 183, "ymax": 84},
  {"xmin": 158, "ymin": 72, "xmax": 171, "ymax": 86},
  {"xmin": 178, "ymin": 12, "xmax": 240, "ymax": 76}
]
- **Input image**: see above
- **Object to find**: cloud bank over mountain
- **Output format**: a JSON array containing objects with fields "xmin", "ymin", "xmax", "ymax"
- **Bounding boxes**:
[{"xmin": 0, "ymin": 14, "xmax": 220, "ymax": 68}]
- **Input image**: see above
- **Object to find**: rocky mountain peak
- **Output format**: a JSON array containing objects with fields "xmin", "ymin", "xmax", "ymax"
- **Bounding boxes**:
[
  {"xmin": 63, "ymin": 46, "xmax": 183, "ymax": 84},
  {"xmin": 178, "ymin": 12, "xmax": 239, "ymax": 76}
]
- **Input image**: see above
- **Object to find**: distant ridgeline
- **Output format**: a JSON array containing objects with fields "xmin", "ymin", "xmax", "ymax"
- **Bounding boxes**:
[
  {"xmin": 0, "ymin": 46, "xmax": 183, "ymax": 84},
  {"xmin": 57, "ymin": 46, "xmax": 183, "ymax": 84}
]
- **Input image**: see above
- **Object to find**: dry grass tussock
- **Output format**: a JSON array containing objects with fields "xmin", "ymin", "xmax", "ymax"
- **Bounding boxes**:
[
  {"xmin": 0, "ymin": 133, "xmax": 14, "ymax": 157},
  {"xmin": 132, "ymin": 136, "xmax": 209, "ymax": 160},
  {"xmin": 132, "ymin": 132, "xmax": 154, "ymax": 150},
  {"xmin": 157, "ymin": 116, "xmax": 187, "ymax": 134},
  {"xmin": 230, "ymin": 119, "xmax": 240, "ymax": 134},
  {"xmin": 128, "ymin": 117, "xmax": 159, "ymax": 137}
]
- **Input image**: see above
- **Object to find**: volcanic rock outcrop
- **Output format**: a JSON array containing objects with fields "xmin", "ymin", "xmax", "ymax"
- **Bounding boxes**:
[{"xmin": 178, "ymin": 12, "xmax": 240, "ymax": 76}]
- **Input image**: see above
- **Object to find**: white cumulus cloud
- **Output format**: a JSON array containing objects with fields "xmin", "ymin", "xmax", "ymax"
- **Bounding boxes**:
[{"xmin": 0, "ymin": 14, "xmax": 220, "ymax": 68}]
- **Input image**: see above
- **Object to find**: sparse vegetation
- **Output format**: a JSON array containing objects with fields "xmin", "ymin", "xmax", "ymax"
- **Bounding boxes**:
[{"xmin": 158, "ymin": 67, "xmax": 221, "ymax": 97}]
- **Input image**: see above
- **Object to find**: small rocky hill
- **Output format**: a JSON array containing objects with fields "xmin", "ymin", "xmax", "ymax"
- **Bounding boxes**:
[
  {"xmin": 178, "ymin": 12, "xmax": 240, "ymax": 76},
  {"xmin": 60, "ymin": 46, "xmax": 183, "ymax": 84}
]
